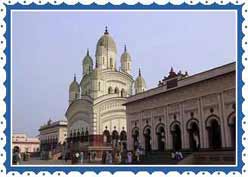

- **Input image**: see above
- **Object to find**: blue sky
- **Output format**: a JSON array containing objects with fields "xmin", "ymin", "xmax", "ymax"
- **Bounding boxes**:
[{"xmin": 12, "ymin": 10, "xmax": 236, "ymax": 137}]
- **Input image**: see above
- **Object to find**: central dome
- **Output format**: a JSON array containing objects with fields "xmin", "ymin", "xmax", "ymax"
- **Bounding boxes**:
[{"xmin": 95, "ymin": 27, "xmax": 117, "ymax": 56}]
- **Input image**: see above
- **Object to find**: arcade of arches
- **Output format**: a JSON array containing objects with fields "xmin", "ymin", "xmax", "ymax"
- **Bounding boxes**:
[
  {"xmin": 125, "ymin": 62, "xmax": 236, "ymax": 152},
  {"xmin": 128, "ymin": 108, "xmax": 236, "ymax": 152}
]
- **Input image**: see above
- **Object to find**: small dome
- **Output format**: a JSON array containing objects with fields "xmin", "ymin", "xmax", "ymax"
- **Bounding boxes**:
[
  {"xmin": 121, "ymin": 45, "xmax": 131, "ymax": 62},
  {"xmin": 95, "ymin": 27, "xmax": 117, "ymax": 56},
  {"xmin": 91, "ymin": 68, "xmax": 103, "ymax": 79},
  {"xmin": 83, "ymin": 49, "xmax": 93, "ymax": 66},
  {"xmin": 135, "ymin": 69, "xmax": 146, "ymax": 88},
  {"xmin": 70, "ymin": 75, "xmax": 80, "ymax": 92}
]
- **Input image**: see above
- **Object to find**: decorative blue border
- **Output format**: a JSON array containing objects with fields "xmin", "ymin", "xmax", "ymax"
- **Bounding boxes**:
[{"xmin": 1, "ymin": 1, "xmax": 245, "ymax": 175}]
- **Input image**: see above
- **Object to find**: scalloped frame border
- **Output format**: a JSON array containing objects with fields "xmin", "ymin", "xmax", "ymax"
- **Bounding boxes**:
[{"xmin": 0, "ymin": 0, "xmax": 247, "ymax": 176}]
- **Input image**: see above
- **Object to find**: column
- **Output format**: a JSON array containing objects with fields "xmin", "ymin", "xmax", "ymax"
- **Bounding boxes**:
[
  {"xmin": 166, "ymin": 106, "xmax": 172, "ymax": 150},
  {"xmin": 180, "ymin": 103, "xmax": 187, "ymax": 149},
  {"xmin": 199, "ymin": 97, "xmax": 207, "ymax": 149},
  {"xmin": 163, "ymin": 106, "xmax": 168, "ymax": 150},
  {"xmin": 139, "ymin": 112, "xmax": 144, "ymax": 149},
  {"xmin": 218, "ymin": 93, "xmax": 227, "ymax": 148},
  {"xmin": 127, "ymin": 115, "xmax": 132, "ymax": 150},
  {"xmin": 222, "ymin": 92, "xmax": 231, "ymax": 147}
]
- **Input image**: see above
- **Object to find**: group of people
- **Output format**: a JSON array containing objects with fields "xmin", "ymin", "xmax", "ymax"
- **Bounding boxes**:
[
  {"xmin": 69, "ymin": 151, "xmax": 97, "ymax": 164},
  {"xmin": 171, "ymin": 151, "xmax": 184, "ymax": 160},
  {"xmin": 101, "ymin": 147, "xmax": 144, "ymax": 164},
  {"xmin": 12, "ymin": 147, "xmax": 31, "ymax": 165},
  {"xmin": 102, "ymin": 151, "xmax": 114, "ymax": 164}
]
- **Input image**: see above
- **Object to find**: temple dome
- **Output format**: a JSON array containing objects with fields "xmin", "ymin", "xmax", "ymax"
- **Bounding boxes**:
[
  {"xmin": 70, "ymin": 75, "xmax": 80, "ymax": 92},
  {"xmin": 135, "ymin": 69, "xmax": 146, "ymax": 89},
  {"xmin": 121, "ymin": 45, "xmax": 131, "ymax": 62},
  {"xmin": 95, "ymin": 27, "xmax": 117, "ymax": 56},
  {"xmin": 83, "ymin": 49, "xmax": 93, "ymax": 66}
]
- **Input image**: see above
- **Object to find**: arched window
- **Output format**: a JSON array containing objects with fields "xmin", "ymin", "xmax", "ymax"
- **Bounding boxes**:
[
  {"xmin": 110, "ymin": 58, "xmax": 113, "ymax": 68},
  {"xmin": 114, "ymin": 87, "xmax": 119, "ymax": 94},
  {"xmin": 98, "ymin": 82, "xmax": 101, "ymax": 91},
  {"xmin": 121, "ymin": 89, "xmax": 125, "ymax": 97},
  {"xmin": 108, "ymin": 87, "xmax": 113, "ymax": 94}
]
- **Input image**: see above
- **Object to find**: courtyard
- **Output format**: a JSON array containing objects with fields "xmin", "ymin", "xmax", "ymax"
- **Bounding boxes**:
[{"xmin": 19, "ymin": 151, "xmax": 235, "ymax": 165}]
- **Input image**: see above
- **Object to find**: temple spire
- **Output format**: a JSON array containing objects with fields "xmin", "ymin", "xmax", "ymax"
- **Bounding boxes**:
[
  {"xmin": 124, "ymin": 44, "xmax": 127, "ymax": 52},
  {"xmin": 104, "ymin": 26, "xmax": 109, "ymax": 35},
  {"xmin": 139, "ymin": 68, "xmax": 141, "ymax": 77},
  {"xmin": 86, "ymin": 48, "xmax": 89, "ymax": 56},
  {"xmin": 74, "ymin": 74, "xmax": 76, "ymax": 81}
]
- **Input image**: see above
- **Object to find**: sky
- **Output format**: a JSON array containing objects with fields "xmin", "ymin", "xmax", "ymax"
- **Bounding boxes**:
[{"xmin": 12, "ymin": 10, "xmax": 236, "ymax": 137}]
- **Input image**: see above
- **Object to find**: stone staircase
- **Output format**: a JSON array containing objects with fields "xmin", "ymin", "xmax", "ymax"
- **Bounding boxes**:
[{"xmin": 139, "ymin": 151, "xmax": 192, "ymax": 165}]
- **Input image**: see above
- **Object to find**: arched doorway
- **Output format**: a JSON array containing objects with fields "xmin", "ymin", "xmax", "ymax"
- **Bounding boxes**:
[
  {"xmin": 103, "ymin": 129, "xmax": 111, "ymax": 144},
  {"xmin": 156, "ymin": 123, "xmax": 165, "ymax": 151},
  {"xmin": 206, "ymin": 117, "xmax": 222, "ymax": 149},
  {"xmin": 228, "ymin": 112, "xmax": 236, "ymax": 149},
  {"xmin": 120, "ymin": 130, "xmax": 127, "ymax": 141},
  {"xmin": 120, "ymin": 130, "xmax": 127, "ymax": 150},
  {"xmin": 143, "ymin": 126, "xmax": 152, "ymax": 152},
  {"xmin": 187, "ymin": 120, "xmax": 200, "ymax": 151},
  {"xmin": 170, "ymin": 122, "xmax": 182, "ymax": 151},
  {"xmin": 132, "ymin": 127, "xmax": 139, "ymax": 150},
  {"xmin": 112, "ymin": 130, "xmax": 119, "ymax": 148}
]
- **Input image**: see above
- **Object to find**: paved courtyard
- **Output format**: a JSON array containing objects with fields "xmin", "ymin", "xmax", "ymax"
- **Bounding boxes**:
[
  {"xmin": 20, "ymin": 157, "xmax": 101, "ymax": 165},
  {"xmin": 19, "ymin": 151, "xmax": 235, "ymax": 165}
]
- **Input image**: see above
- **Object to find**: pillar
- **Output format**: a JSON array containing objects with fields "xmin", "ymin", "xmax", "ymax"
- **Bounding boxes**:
[
  {"xmin": 199, "ymin": 97, "xmax": 207, "ymax": 149},
  {"xmin": 218, "ymin": 93, "xmax": 227, "ymax": 148}
]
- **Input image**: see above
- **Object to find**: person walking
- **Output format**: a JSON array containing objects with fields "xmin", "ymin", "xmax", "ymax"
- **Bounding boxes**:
[
  {"xmin": 102, "ymin": 151, "xmax": 106, "ymax": 164},
  {"xmin": 136, "ymin": 148, "xmax": 140, "ymax": 162},
  {"xmin": 93, "ymin": 151, "xmax": 96, "ymax": 161},
  {"xmin": 108, "ymin": 151, "xmax": 113, "ymax": 164},
  {"xmin": 118, "ymin": 153, "xmax": 122, "ymax": 164},
  {"xmin": 80, "ymin": 151, "xmax": 84, "ymax": 164},
  {"xmin": 75, "ymin": 152, "xmax": 80, "ymax": 164},
  {"xmin": 106, "ymin": 151, "xmax": 112, "ymax": 164},
  {"xmin": 127, "ymin": 152, "xmax": 132, "ymax": 164},
  {"xmin": 105, "ymin": 151, "xmax": 109, "ymax": 164},
  {"xmin": 88, "ymin": 152, "xmax": 91, "ymax": 163},
  {"xmin": 12, "ymin": 149, "xmax": 21, "ymax": 165}
]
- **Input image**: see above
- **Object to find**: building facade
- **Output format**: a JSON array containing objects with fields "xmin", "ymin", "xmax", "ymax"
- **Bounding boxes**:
[
  {"xmin": 125, "ymin": 62, "xmax": 236, "ymax": 152},
  {"xmin": 65, "ymin": 27, "xmax": 146, "ymax": 156},
  {"xmin": 39, "ymin": 119, "xmax": 68, "ymax": 154},
  {"xmin": 12, "ymin": 133, "xmax": 40, "ymax": 154}
]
